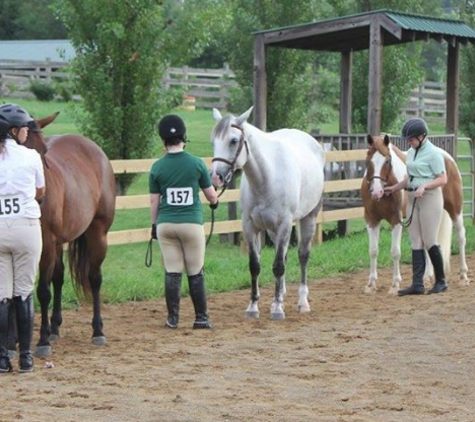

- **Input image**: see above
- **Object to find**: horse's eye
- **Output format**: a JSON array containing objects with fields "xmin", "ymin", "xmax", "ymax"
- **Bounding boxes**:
[{"xmin": 230, "ymin": 137, "xmax": 239, "ymax": 146}]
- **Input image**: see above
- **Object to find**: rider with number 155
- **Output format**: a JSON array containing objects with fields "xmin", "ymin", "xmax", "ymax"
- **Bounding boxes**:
[{"xmin": 0, "ymin": 103, "xmax": 45, "ymax": 373}]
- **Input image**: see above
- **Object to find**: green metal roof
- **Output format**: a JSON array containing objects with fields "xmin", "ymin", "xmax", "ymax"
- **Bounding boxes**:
[
  {"xmin": 253, "ymin": 9, "xmax": 475, "ymax": 52},
  {"xmin": 384, "ymin": 10, "xmax": 475, "ymax": 38}
]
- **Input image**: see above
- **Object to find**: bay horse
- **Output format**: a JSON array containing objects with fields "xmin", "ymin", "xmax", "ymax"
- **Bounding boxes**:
[
  {"xmin": 362, "ymin": 134, "xmax": 468, "ymax": 294},
  {"xmin": 24, "ymin": 113, "xmax": 116, "ymax": 356},
  {"xmin": 210, "ymin": 107, "xmax": 325, "ymax": 319}
]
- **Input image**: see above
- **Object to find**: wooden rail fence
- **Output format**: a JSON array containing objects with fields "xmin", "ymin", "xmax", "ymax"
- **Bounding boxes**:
[
  {"xmin": 0, "ymin": 60, "xmax": 237, "ymax": 109},
  {"xmin": 109, "ymin": 149, "xmax": 368, "ymax": 246},
  {"xmin": 1, "ymin": 59, "xmax": 445, "ymax": 118}
]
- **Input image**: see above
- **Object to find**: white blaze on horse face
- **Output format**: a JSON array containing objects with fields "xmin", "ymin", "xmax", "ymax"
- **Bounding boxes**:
[{"xmin": 370, "ymin": 152, "xmax": 386, "ymax": 200}]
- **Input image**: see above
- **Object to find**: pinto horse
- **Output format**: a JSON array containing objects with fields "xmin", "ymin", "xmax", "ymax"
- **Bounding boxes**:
[
  {"xmin": 210, "ymin": 107, "xmax": 325, "ymax": 319},
  {"xmin": 362, "ymin": 134, "xmax": 468, "ymax": 294},
  {"xmin": 24, "ymin": 113, "xmax": 116, "ymax": 356}
]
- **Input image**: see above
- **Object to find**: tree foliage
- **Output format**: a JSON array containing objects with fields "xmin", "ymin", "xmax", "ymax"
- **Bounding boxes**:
[
  {"xmin": 458, "ymin": 0, "xmax": 475, "ymax": 138},
  {"xmin": 341, "ymin": 0, "xmax": 444, "ymax": 133},
  {"xmin": 51, "ymin": 0, "xmax": 214, "ymax": 193},
  {"xmin": 223, "ymin": 0, "xmax": 342, "ymax": 131},
  {"xmin": 0, "ymin": 0, "xmax": 67, "ymax": 39}
]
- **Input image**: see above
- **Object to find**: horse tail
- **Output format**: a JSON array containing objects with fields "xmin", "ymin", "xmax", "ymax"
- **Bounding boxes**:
[
  {"xmin": 68, "ymin": 234, "xmax": 92, "ymax": 302},
  {"xmin": 437, "ymin": 210, "xmax": 453, "ymax": 275}
]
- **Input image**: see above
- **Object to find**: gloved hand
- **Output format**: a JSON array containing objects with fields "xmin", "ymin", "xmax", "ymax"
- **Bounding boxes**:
[
  {"xmin": 151, "ymin": 224, "xmax": 157, "ymax": 239},
  {"xmin": 209, "ymin": 201, "xmax": 219, "ymax": 210}
]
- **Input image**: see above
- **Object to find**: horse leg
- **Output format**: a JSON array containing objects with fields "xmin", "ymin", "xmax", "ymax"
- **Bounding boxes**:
[
  {"xmin": 297, "ymin": 214, "xmax": 318, "ymax": 313},
  {"xmin": 35, "ymin": 247, "xmax": 56, "ymax": 357},
  {"xmin": 364, "ymin": 223, "xmax": 380, "ymax": 294},
  {"xmin": 84, "ymin": 224, "xmax": 109, "ymax": 345},
  {"xmin": 453, "ymin": 214, "xmax": 469, "ymax": 285},
  {"xmin": 245, "ymin": 231, "xmax": 261, "ymax": 318},
  {"xmin": 388, "ymin": 224, "xmax": 403, "ymax": 295},
  {"xmin": 50, "ymin": 248, "xmax": 65, "ymax": 341},
  {"xmin": 270, "ymin": 227, "xmax": 291, "ymax": 320}
]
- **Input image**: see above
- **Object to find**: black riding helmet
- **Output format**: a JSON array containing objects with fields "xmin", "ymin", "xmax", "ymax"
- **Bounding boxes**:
[
  {"xmin": 0, "ymin": 116, "xmax": 10, "ymax": 138},
  {"xmin": 401, "ymin": 117, "xmax": 428, "ymax": 141},
  {"xmin": 158, "ymin": 114, "xmax": 187, "ymax": 142}
]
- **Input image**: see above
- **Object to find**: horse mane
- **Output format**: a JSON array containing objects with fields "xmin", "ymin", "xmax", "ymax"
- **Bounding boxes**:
[
  {"xmin": 391, "ymin": 144, "xmax": 407, "ymax": 164},
  {"xmin": 212, "ymin": 114, "xmax": 234, "ymax": 139}
]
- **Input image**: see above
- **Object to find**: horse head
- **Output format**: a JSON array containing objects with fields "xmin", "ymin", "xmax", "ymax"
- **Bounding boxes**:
[
  {"xmin": 24, "ymin": 112, "xmax": 60, "ymax": 157},
  {"xmin": 364, "ymin": 134, "xmax": 398, "ymax": 200},
  {"xmin": 210, "ymin": 107, "xmax": 253, "ymax": 188}
]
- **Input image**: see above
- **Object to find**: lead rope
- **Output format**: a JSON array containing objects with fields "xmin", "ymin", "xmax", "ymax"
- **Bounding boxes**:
[
  {"xmin": 145, "ymin": 237, "xmax": 153, "ymax": 268},
  {"xmin": 393, "ymin": 192, "xmax": 417, "ymax": 228},
  {"xmin": 206, "ymin": 184, "xmax": 229, "ymax": 247}
]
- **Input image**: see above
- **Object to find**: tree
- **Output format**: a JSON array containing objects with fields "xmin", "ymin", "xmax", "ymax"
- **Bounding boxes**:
[
  {"xmin": 51, "ymin": 0, "xmax": 214, "ymax": 193},
  {"xmin": 0, "ymin": 0, "xmax": 21, "ymax": 39},
  {"xmin": 0, "ymin": 0, "xmax": 67, "ymax": 40},
  {"xmin": 224, "ymin": 0, "xmax": 342, "ymax": 132},
  {"xmin": 346, "ymin": 0, "xmax": 445, "ymax": 133},
  {"xmin": 457, "ymin": 0, "xmax": 475, "ymax": 138}
]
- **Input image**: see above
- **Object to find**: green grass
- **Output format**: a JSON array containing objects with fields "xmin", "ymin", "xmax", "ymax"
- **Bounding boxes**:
[{"xmin": 2, "ymin": 97, "xmax": 473, "ymax": 308}]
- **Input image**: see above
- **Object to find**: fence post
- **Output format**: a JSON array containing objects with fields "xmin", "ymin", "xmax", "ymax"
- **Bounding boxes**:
[{"xmin": 417, "ymin": 84, "xmax": 424, "ymax": 119}]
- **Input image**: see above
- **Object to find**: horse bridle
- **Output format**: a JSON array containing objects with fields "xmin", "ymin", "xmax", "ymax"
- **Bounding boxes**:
[
  {"xmin": 366, "ymin": 152, "xmax": 416, "ymax": 227},
  {"xmin": 211, "ymin": 124, "xmax": 249, "ymax": 188},
  {"xmin": 365, "ymin": 154, "xmax": 392, "ymax": 187},
  {"xmin": 206, "ymin": 124, "xmax": 249, "ymax": 247}
]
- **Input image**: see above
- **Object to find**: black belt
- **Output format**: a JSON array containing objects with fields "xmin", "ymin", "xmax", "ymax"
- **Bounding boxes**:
[{"xmin": 405, "ymin": 187, "xmax": 418, "ymax": 192}]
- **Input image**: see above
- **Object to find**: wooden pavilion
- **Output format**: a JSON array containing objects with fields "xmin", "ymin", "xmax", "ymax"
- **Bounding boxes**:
[{"xmin": 252, "ymin": 9, "xmax": 475, "ymax": 140}]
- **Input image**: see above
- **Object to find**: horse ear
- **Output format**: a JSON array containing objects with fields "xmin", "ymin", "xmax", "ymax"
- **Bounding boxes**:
[
  {"xmin": 367, "ymin": 134, "xmax": 374, "ymax": 146},
  {"xmin": 236, "ymin": 106, "xmax": 254, "ymax": 126},
  {"xmin": 213, "ymin": 108, "xmax": 223, "ymax": 122},
  {"xmin": 36, "ymin": 112, "xmax": 60, "ymax": 129}
]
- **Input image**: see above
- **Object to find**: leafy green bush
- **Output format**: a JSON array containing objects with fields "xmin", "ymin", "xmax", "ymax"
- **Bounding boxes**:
[
  {"xmin": 29, "ymin": 80, "xmax": 56, "ymax": 102},
  {"xmin": 56, "ymin": 82, "xmax": 73, "ymax": 102}
]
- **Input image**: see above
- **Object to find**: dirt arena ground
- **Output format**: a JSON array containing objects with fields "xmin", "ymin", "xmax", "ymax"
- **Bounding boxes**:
[{"xmin": 2, "ymin": 254, "xmax": 475, "ymax": 422}]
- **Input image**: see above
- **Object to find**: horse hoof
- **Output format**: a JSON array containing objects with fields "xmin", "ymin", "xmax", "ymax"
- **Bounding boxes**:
[
  {"xmin": 245, "ymin": 311, "xmax": 260, "ymax": 319},
  {"xmin": 92, "ymin": 336, "xmax": 107, "ymax": 346},
  {"xmin": 270, "ymin": 312, "xmax": 285, "ymax": 320},
  {"xmin": 297, "ymin": 303, "xmax": 311, "ymax": 313},
  {"xmin": 35, "ymin": 345, "xmax": 52, "ymax": 357},
  {"xmin": 49, "ymin": 334, "xmax": 60, "ymax": 342}
]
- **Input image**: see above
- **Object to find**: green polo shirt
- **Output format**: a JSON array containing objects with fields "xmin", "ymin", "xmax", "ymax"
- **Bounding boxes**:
[
  {"xmin": 406, "ymin": 140, "xmax": 446, "ymax": 190},
  {"xmin": 149, "ymin": 151, "xmax": 212, "ymax": 224}
]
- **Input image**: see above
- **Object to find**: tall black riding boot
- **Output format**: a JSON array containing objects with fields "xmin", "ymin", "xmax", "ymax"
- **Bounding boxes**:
[
  {"xmin": 14, "ymin": 294, "xmax": 34, "ymax": 373},
  {"xmin": 398, "ymin": 249, "xmax": 426, "ymax": 296},
  {"xmin": 428, "ymin": 245, "xmax": 448, "ymax": 294},
  {"xmin": 0, "ymin": 299, "xmax": 13, "ymax": 373},
  {"xmin": 165, "ymin": 272, "xmax": 182, "ymax": 328},
  {"xmin": 7, "ymin": 303, "xmax": 17, "ymax": 358},
  {"xmin": 188, "ymin": 269, "xmax": 213, "ymax": 329}
]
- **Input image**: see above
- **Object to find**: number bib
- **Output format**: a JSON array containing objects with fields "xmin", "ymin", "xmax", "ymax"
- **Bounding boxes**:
[
  {"xmin": 167, "ymin": 187, "xmax": 193, "ymax": 206},
  {"xmin": 0, "ymin": 196, "xmax": 21, "ymax": 216}
]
